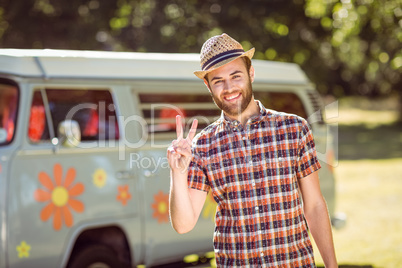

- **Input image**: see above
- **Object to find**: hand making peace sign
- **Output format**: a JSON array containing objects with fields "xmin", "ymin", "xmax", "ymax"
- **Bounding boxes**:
[{"xmin": 167, "ymin": 115, "xmax": 198, "ymax": 173}]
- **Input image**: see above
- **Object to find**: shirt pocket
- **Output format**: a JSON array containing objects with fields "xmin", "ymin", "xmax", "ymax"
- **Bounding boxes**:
[{"xmin": 261, "ymin": 146, "xmax": 297, "ymax": 177}]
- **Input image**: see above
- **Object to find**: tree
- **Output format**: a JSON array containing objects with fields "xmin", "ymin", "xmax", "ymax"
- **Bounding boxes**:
[
  {"xmin": 1, "ymin": 0, "xmax": 401, "ymax": 119},
  {"xmin": 0, "ymin": 0, "xmax": 117, "ymax": 50},
  {"xmin": 108, "ymin": 0, "xmax": 402, "ymax": 119}
]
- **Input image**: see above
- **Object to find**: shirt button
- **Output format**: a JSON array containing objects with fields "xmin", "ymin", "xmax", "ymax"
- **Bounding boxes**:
[
  {"xmin": 252, "ymin": 182, "xmax": 256, "ymax": 186},
  {"xmin": 249, "ymin": 160, "xmax": 253, "ymax": 166},
  {"xmin": 255, "ymin": 206, "xmax": 259, "ymax": 212},
  {"xmin": 242, "ymin": 136, "xmax": 246, "ymax": 140},
  {"xmin": 260, "ymin": 252, "xmax": 264, "ymax": 257}
]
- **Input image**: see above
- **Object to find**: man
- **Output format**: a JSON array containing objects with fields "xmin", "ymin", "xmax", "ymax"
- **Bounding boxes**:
[{"xmin": 168, "ymin": 33, "xmax": 337, "ymax": 267}]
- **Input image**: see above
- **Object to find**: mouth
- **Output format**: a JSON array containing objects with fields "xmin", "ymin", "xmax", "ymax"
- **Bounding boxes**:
[{"xmin": 223, "ymin": 92, "xmax": 241, "ymax": 102}]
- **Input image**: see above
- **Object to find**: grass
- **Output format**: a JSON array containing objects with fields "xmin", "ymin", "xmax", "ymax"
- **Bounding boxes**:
[
  {"xmin": 337, "ymin": 123, "xmax": 402, "ymax": 160},
  {"xmin": 325, "ymin": 96, "xmax": 402, "ymax": 160},
  {"xmin": 313, "ymin": 158, "xmax": 402, "ymax": 267},
  {"xmin": 315, "ymin": 96, "xmax": 402, "ymax": 267}
]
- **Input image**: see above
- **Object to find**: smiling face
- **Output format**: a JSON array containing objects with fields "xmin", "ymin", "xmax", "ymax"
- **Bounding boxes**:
[{"xmin": 205, "ymin": 57, "xmax": 256, "ymax": 119}]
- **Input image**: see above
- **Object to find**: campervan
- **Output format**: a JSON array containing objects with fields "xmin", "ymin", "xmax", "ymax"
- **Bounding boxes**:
[{"xmin": 0, "ymin": 49, "xmax": 339, "ymax": 267}]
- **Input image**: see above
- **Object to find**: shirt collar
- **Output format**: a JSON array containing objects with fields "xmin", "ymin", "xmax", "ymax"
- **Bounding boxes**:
[{"xmin": 219, "ymin": 100, "xmax": 268, "ymax": 128}]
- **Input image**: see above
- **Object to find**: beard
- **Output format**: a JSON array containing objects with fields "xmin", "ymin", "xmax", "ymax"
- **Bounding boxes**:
[{"xmin": 210, "ymin": 79, "xmax": 253, "ymax": 118}]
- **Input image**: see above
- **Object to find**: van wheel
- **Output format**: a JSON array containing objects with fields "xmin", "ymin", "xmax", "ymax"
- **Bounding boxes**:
[{"xmin": 67, "ymin": 244, "xmax": 124, "ymax": 268}]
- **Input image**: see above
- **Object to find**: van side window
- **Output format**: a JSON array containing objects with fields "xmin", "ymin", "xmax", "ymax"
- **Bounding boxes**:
[
  {"xmin": 28, "ymin": 89, "xmax": 119, "ymax": 143},
  {"xmin": 254, "ymin": 91, "xmax": 308, "ymax": 120},
  {"xmin": 138, "ymin": 91, "xmax": 314, "ymax": 141},
  {"xmin": 0, "ymin": 79, "xmax": 19, "ymax": 145},
  {"xmin": 28, "ymin": 91, "xmax": 48, "ymax": 142},
  {"xmin": 138, "ymin": 93, "xmax": 220, "ymax": 140}
]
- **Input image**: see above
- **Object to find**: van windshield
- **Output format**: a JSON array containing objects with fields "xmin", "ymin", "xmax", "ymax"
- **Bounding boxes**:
[{"xmin": 0, "ymin": 80, "xmax": 19, "ymax": 145}]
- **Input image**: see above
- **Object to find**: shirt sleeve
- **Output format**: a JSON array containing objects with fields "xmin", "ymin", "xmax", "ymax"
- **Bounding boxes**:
[
  {"xmin": 188, "ymin": 150, "xmax": 211, "ymax": 192},
  {"xmin": 295, "ymin": 119, "xmax": 321, "ymax": 180}
]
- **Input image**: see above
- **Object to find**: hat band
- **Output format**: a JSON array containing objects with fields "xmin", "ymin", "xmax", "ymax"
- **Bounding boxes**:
[{"xmin": 202, "ymin": 49, "xmax": 245, "ymax": 71}]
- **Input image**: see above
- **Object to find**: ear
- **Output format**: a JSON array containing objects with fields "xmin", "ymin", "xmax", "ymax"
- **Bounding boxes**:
[
  {"xmin": 249, "ymin": 66, "xmax": 255, "ymax": 83},
  {"xmin": 203, "ymin": 78, "xmax": 212, "ymax": 93}
]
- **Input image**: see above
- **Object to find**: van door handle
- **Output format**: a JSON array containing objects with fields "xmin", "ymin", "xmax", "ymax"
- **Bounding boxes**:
[
  {"xmin": 116, "ymin": 171, "xmax": 134, "ymax": 180},
  {"xmin": 143, "ymin": 170, "xmax": 154, "ymax": 178}
]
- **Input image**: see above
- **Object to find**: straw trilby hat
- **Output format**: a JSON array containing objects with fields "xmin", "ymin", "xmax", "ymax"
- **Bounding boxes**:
[{"xmin": 194, "ymin": 33, "xmax": 255, "ymax": 79}]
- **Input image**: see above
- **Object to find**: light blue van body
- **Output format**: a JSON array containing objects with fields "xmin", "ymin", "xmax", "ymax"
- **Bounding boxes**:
[{"xmin": 0, "ymin": 49, "xmax": 338, "ymax": 268}]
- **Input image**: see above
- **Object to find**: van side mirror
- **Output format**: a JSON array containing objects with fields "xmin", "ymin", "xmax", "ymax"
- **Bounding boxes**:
[{"xmin": 57, "ymin": 120, "xmax": 81, "ymax": 147}]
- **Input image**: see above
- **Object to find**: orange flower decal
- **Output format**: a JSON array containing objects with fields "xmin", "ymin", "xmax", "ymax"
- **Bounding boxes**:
[
  {"xmin": 34, "ymin": 163, "xmax": 85, "ymax": 231},
  {"xmin": 151, "ymin": 191, "xmax": 169, "ymax": 223},
  {"xmin": 116, "ymin": 185, "xmax": 131, "ymax": 206}
]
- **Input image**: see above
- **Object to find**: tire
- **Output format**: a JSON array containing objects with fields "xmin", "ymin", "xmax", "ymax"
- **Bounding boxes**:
[{"xmin": 67, "ymin": 244, "xmax": 124, "ymax": 268}]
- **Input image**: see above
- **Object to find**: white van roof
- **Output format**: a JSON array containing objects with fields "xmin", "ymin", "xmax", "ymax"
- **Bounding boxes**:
[{"xmin": 0, "ymin": 49, "xmax": 309, "ymax": 85}]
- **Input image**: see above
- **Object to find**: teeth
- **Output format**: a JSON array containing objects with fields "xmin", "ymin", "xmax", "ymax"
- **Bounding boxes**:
[{"xmin": 226, "ymin": 93, "xmax": 240, "ymax": 100}]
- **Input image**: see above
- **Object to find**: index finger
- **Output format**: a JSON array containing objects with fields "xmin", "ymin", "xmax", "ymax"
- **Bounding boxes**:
[
  {"xmin": 176, "ymin": 115, "xmax": 183, "ymax": 140},
  {"xmin": 186, "ymin": 119, "xmax": 198, "ymax": 142}
]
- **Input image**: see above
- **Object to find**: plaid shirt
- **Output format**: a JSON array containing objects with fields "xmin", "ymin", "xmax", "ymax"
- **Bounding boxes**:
[{"xmin": 188, "ymin": 101, "xmax": 321, "ymax": 267}]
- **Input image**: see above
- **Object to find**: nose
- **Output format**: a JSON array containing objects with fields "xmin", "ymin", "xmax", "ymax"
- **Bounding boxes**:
[{"xmin": 223, "ymin": 79, "xmax": 234, "ymax": 93}]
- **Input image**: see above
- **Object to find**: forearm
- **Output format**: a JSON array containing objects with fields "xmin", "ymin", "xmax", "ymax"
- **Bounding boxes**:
[
  {"xmin": 169, "ymin": 170, "xmax": 197, "ymax": 234},
  {"xmin": 304, "ymin": 200, "xmax": 337, "ymax": 268}
]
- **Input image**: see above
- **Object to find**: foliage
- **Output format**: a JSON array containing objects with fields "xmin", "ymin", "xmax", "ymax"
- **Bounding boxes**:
[{"xmin": 0, "ymin": 0, "xmax": 401, "ymax": 103}]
